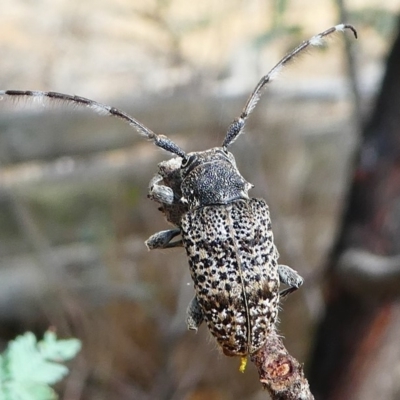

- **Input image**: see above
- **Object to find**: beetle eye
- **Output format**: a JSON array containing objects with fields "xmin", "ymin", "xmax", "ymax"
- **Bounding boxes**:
[{"xmin": 181, "ymin": 154, "xmax": 196, "ymax": 169}]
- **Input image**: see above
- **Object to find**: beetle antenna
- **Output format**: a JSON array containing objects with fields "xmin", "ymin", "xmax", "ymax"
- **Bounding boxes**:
[
  {"xmin": 0, "ymin": 90, "xmax": 187, "ymax": 159},
  {"xmin": 223, "ymin": 24, "xmax": 357, "ymax": 148}
]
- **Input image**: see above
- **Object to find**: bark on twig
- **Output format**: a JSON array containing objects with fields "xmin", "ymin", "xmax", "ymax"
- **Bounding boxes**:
[{"xmin": 251, "ymin": 329, "xmax": 314, "ymax": 400}]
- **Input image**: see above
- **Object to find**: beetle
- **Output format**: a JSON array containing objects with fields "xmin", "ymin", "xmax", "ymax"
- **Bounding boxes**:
[{"xmin": 0, "ymin": 24, "xmax": 357, "ymax": 362}]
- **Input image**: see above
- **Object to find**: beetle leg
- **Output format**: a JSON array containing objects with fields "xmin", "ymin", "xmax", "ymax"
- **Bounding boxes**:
[
  {"xmin": 186, "ymin": 296, "xmax": 204, "ymax": 331},
  {"xmin": 278, "ymin": 264, "xmax": 304, "ymax": 298},
  {"xmin": 145, "ymin": 229, "xmax": 182, "ymax": 250},
  {"xmin": 148, "ymin": 173, "xmax": 175, "ymax": 205}
]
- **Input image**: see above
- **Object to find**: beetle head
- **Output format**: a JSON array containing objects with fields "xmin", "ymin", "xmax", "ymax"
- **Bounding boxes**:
[{"xmin": 179, "ymin": 147, "xmax": 253, "ymax": 208}]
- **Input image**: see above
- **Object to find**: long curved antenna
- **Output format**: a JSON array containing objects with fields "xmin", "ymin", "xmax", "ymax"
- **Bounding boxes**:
[
  {"xmin": 223, "ymin": 24, "xmax": 358, "ymax": 148},
  {"xmin": 0, "ymin": 90, "xmax": 187, "ymax": 159}
]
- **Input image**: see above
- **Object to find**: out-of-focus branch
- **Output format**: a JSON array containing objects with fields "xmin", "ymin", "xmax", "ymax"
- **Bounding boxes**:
[
  {"xmin": 337, "ymin": 248, "xmax": 400, "ymax": 299},
  {"xmin": 251, "ymin": 329, "xmax": 314, "ymax": 400},
  {"xmin": 336, "ymin": 0, "xmax": 363, "ymax": 132}
]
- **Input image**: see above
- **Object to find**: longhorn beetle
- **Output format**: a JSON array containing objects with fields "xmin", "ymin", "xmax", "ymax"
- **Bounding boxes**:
[{"xmin": 0, "ymin": 24, "xmax": 357, "ymax": 366}]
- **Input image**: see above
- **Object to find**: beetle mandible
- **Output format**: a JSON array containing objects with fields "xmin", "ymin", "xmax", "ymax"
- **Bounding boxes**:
[{"xmin": 0, "ymin": 24, "xmax": 357, "ymax": 360}]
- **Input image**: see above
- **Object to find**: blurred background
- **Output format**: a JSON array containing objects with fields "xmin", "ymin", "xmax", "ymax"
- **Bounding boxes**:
[{"xmin": 0, "ymin": 0, "xmax": 399, "ymax": 399}]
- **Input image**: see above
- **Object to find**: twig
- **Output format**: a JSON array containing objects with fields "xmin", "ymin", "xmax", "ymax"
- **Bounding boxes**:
[{"xmin": 251, "ymin": 329, "xmax": 314, "ymax": 400}]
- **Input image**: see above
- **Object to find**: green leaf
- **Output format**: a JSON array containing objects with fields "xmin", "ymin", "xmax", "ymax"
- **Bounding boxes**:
[
  {"xmin": 0, "ymin": 331, "xmax": 81, "ymax": 400},
  {"xmin": 39, "ymin": 332, "xmax": 81, "ymax": 361},
  {"xmin": 3, "ymin": 381, "xmax": 57, "ymax": 400},
  {"xmin": 7, "ymin": 333, "xmax": 70, "ymax": 385}
]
